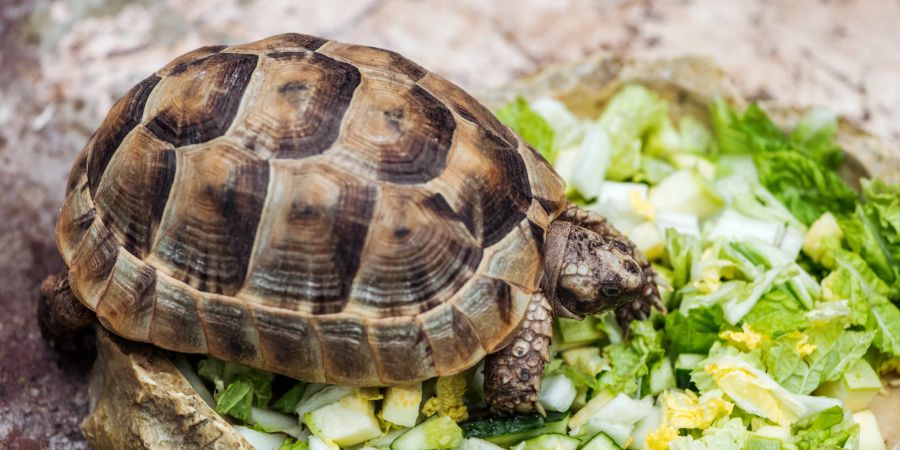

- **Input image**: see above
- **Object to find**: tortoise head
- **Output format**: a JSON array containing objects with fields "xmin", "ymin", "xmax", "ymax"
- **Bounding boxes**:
[{"xmin": 550, "ymin": 225, "xmax": 644, "ymax": 319}]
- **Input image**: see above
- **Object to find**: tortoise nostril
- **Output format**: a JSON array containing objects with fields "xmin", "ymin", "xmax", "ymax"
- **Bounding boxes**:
[{"xmin": 624, "ymin": 260, "xmax": 640, "ymax": 275}]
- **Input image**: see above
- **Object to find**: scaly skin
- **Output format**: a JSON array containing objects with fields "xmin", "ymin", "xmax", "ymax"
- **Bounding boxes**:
[
  {"xmin": 557, "ymin": 203, "xmax": 665, "ymax": 325},
  {"xmin": 483, "ymin": 292, "xmax": 553, "ymax": 414},
  {"xmin": 483, "ymin": 204, "xmax": 663, "ymax": 414}
]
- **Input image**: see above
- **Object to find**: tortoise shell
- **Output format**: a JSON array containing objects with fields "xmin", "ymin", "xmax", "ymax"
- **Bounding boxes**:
[{"xmin": 56, "ymin": 34, "xmax": 567, "ymax": 385}]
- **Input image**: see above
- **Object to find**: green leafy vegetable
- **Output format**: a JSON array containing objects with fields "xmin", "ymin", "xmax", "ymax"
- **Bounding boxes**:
[
  {"xmin": 597, "ymin": 84, "xmax": 668, "ymax": 181},
  {"xmin": 665, "ymin": 304, "xmax": 726, "ymax": 354},
  {"xmin": 743, "ymin": 290, "xmax": 809, "ymax": 337},
  {"xmin": 841, "ymin": 178, "xmax": 900, "ymax": 290},
  {"xmin": 271, "ymin": 382, "xmax": 306, "ymax": 414},
  {"xmin": 599, "ymin": 320, "xmax": 664, "ymax": 395},
  {"xmin": 664, "ymin": 228, "xmax": 701, "ymax": 290},
  {"xmin": 754, "ymin": 150, "xmax": 857, "ymax": 225},
  {"xmin": 708, "ymin": 99, "xmax": 857, "ymax": 225},
  {"xmin": 278, "ymin": 439, "xmax": 309, "ymax": 450},
  {"xmin": 788, "ymin": 108, "xmax": 843, "ymax": 169},
  {"xmin": 765, "ymin": 322, "xmax": 874, "ymax": 395},
  {"xmin": 791, "ymin": 406, "xmax": 857, "ymax": 450},
  {"xmin": 215, "ymin": 379, "xmax": 255, "ymax": 421},
  {"xmin": 496, "ymin": 96, "xmax": 557, "ymax": 162}
]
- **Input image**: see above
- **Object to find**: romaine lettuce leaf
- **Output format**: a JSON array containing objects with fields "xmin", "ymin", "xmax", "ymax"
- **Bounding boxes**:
[
  {"xmin": 788, "ymin": 108, "xmax": 843, "ymax": 169},
  {"xmin": 743, "ymin": 290, "xmax": 810, "ymax": 337},
  {"xmin": 841, "ymin": 178, "xmax": 900, "ymax": 291},
  {"xmin": 754, "ymin": 150, "xmax": 857, "ymax": 225},
  {"xmin": 664, "ymin": 304, "xmax": 726, "ymax": 354},
  {"xmin": 764, "ymin": 322, "xmax": 874, "ymax": 395}
]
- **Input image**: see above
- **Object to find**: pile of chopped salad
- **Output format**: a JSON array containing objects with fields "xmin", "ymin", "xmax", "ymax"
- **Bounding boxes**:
[{"xmin": 176, "ymin": 84, "xmax": 900, "ymax": 450}]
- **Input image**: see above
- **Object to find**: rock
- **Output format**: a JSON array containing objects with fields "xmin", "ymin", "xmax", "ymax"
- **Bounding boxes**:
[{"xmin": 82, "ymin": 326, "xmax": 252, "ymax": 450}]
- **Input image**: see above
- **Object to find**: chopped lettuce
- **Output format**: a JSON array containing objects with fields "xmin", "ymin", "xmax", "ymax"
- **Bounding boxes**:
[
  {"xmin": 597, "ymin": 85, "xmax": 669, "ymax": 181},
  {"xmin": 664, "ymin": 305, "xmax": 726, "ymax": 354},
  {"xmin": 841, "ymin": 178, "xmax": 900, "ymax": 289},
  {"xmin": 742, "ymin": 290, "xmax": 809, "ymax": 337},
  {"xmin": 599, "ymin": 320, "xmax": 664, "ymax": 395},
  {"xmin": 496, "ymin": 96, "xmax": 557, "ymax": 162},
  {"xmin": 791, "ymin": 406, "xmax": 858, "ymax": 450}
]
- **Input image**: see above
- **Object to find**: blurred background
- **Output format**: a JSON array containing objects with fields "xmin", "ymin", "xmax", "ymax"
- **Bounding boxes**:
[{"xmin": 1, "ymin": 0, "xmax": 898, "ymax": 447}]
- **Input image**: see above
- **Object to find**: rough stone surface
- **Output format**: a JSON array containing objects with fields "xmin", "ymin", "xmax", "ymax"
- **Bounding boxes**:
[
  {"xmin": 2, "ymin": 0, "xmax": 899, "ymax": 448},
  {"xmin": 81, "ymin": 327, "xmax": 252, "ymax": 450}
]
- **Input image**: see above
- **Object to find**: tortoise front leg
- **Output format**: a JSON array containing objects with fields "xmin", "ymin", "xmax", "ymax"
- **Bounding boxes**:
[
  {"xmin": 558, "ymin": 203, "xmax": 665, "ymax": 324},
  {"xmin": 38, "ymin": 269, "xmax": 95, "ymax": 353},
  {"xmin": 483, "ymin": 292, "xmax": 552, "ymax": 414}
]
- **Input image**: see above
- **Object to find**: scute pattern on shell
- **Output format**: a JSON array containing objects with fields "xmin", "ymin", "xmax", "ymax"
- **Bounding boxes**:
[{"xmin": 56, "ymin": 33, "xmax": 567, "ymax": 385}]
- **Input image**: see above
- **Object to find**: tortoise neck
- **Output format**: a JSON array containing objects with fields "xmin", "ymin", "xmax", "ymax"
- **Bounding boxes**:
[{"xmin": 543, "ymin": 220, "xmax": 579, "ymax": 319}]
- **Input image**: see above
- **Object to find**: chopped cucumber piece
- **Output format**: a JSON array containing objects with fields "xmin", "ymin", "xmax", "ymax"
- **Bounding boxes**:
[
  {"xmin": 173, "ymin": 354, "xmax": 216, "ymax": 408},
  {"xmin": 816, "ymin": 360, "xmax": 882, "ymax": 412},
  {"xmin": 363, "ymin": 428, "xmax": 407, "ymax": 449},
  {"xmin": 655, "ymin": 211, "xmax": 700, "ymax": 237},
  {"xmin": 556, "ymin": 316, "xmax": 605, "ymax": 345},
  {"xmin": 573, "ymin": 394, "xmax": 653, "ymax": 446},
  {"xmin": 561, "ymin": 347, "xmax": 607, "ymax": 376},
  {"xmin": 853, "ymin": 410, "xmax": 887, "ymax": 450},
  {"xmin": 715, "ymin": 154, "xmax": 758, "ymax": 181},
  {"xmin": 671, "ymin": 153, "xmax": 716, "ymax": 180},
  {"xmin": 587, "ymin": 181, "xmax": 651, "ymax": 231},
  {"xmin": 707, "ymin": 209, "xmax": 782, "ymax": 246},
  {"xmin": 744, "ymin": 434, "xmax": 781, "ymax": 450},
  {"xmin": 649, "ymin": 359, "xmax": 675, "ymax": 395},
  {"xmin": 391, "ymin": 416, "xmax": 463, "ymax": 450},
  {"xmin": 580, "ymin": 432, "xmax": 623, "ymax": 450},
  {"xmin": 675, "ymin": 354, "xmax": 705, "ymax": 390},
  {"xmin": 569, "ymin": 391, "xmax": 614, "ymax": 433},
  {"xmin": 458, "ymin": 437, "xmax": 506, "ymax": 450},
  {"xmin": 308, "ymin": 436, "xmax": 338, "ymax": 450},
  {"xmin": 650, "ymin": 170, "xmax": 723, "ymax": 219},
  {"xmin": 570, "ymin": 126, "xmax": 612, "ymax": 199},
  {"xmin": 382, "ymin": 384, "xmax": 423, "ymax": 428},
  {"xmin": 539, "ymin": 374, "xmax": 577, "ymax": 412},
  {"xmin": 628, "ymin": 221, "xmax": 665, "ymax": 260},
  {"xmin": 630, "ymin": 405, "xmax": 661, "ymax": 450},
  {"xmin": 233, "ymin": 425, "xmax": 286, "ymax": 450},
  {"xmin": 512, "ymin": 433, "xmax": 580, "ymax": 450},
  {"xmin": 461, "ymin": 411, "xmax": 569, "ymax": 448},
  {"xmin": 296, "ymin": 385, "xmax": 354, "ymax": 421},
  {"xmin": 305, "ymin": 395, "xmax": 382, "ymax": 447},
  {"xmin": 249, "ymin": 407, "xmax": 303, "ymax": 437},
  {"xmin": 754, "ymin": 425, "xmax": 790, "ymax": 443}
]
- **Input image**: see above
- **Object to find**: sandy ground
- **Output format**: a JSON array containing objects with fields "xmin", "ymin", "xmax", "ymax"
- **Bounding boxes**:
[{"xmin": 1, "ymin": 0, "xmax": 899, "ymax": 448}]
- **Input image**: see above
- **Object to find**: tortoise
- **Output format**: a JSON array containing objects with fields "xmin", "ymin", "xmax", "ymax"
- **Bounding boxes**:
[{"xmin": 39, "ymin": 33, "xmax": 660, "ymax": 414}]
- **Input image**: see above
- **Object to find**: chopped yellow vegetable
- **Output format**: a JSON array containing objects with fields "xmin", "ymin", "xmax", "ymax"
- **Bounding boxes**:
[
  {"xmin": 719, "ymin": 324, "xmax": 767, "ymax": 352},
  {"xmin": 705, "ymin": 356, "xmax": 806, "ymax": 427},
  {"xmin": 629, "ymin": 189, "xmax": 656, "ymax": 221},
  {"xmin": 421, "ymin": 374, "xmax": 469, "ymax": 422},
  {"xmin": 784, "ymin": 331, "xmax": 817, "ymax": 357},
  {"xmin": 660, "ymin": 390, "xmax": 733, "ymax": 430},
  {"xmin": 646, "ymin": 423, "xmax": 680, "ymax": 450}
]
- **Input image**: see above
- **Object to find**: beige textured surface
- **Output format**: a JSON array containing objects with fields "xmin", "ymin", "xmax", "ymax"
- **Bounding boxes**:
[
  {"xmin": 82, "ymin": 326, "xmax": 253, "ymax": 450},
  {"xmin": 2, "ymin": 0, "xmax": 899, "ymax": 447}
]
